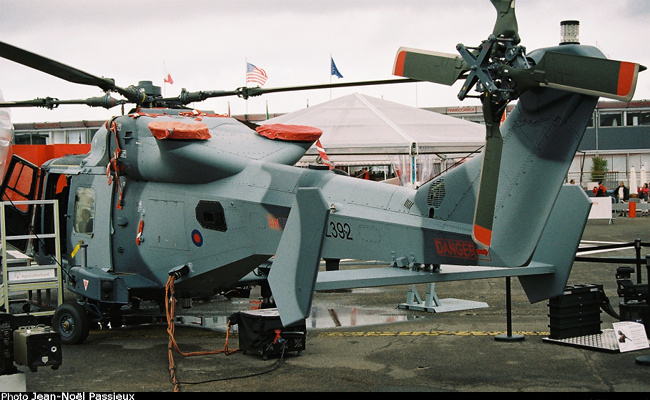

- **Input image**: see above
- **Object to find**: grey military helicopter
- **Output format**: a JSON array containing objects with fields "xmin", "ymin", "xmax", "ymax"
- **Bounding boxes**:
[{"xmin": 0, "ymin": 0, "xmax": 644, "ymax": 345}]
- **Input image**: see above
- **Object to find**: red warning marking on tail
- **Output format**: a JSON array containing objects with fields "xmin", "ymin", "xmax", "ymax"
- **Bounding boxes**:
[
  {"xmin": 617, "ymin": 62, "xmax": 637, "ymax": 98},
  {"xmin": 394, "ymin": 50, "xmax": 407, "ymax": 76},
  {"xmin": 433, "ymin": 238, "xmax": 491, "ymax": 261},
  {"xmin": 473, "ymin": 224, "xmax": 492, "ymax": 247}
]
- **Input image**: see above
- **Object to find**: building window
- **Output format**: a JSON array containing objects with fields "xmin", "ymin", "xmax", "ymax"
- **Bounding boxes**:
[
  {"xmin": 599, "ymin": 112, "xmax": 622, "ymax": 127},
  {"xmin": 626, "ymin": 111, "xmax": 650, "ymax": 126},
  {"xmin": 14, "ymin": 132, "xmax": 48, "ymax": 145}
]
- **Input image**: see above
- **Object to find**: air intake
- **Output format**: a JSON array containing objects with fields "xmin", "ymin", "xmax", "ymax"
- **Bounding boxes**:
[{"xmin": 427, "ymin": 179, "xmax": 446, "ymax": 208}]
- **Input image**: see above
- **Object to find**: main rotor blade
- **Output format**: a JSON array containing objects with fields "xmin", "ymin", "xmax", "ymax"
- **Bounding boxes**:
[
  {"xmin": 393, "ymin": 47, "xmax": 468, "ymax": 86},
  {"xmin": 160, "ymin": 78, "xmax": 417, "ymax": 105},
  {"xmin": 0, "ymin": 41, "xmax": 117, "ymax": 92},
  {"xmin": 0, "ymin": 95, "xmax": 124, "ymax": 109},
  {"xmin": 240, "ymin": 78, "xmax": 417, "ymax": 98},
  {"xmin": 158, "ymin": 89, "xmax": 240, "ymax": 106},
  {"xmin": 502, "ymin": 52, "xmax": 645, "ymax": 102},
  {"xmin": 0, "ymin": 99, "xmax": 54, "ymax": 108}
]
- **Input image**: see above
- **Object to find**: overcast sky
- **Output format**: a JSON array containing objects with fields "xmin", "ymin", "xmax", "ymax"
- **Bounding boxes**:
[{"xmin": 1, "ymin": 0, "xmax": 649, "ymax": 124}]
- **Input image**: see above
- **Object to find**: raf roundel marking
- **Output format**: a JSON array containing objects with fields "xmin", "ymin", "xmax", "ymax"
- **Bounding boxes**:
[{"xmin": 191, "ymin": 229, "xmax": 203, "ymax": 247}]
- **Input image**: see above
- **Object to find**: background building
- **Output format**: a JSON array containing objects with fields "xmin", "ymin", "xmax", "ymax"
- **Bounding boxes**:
[{"xmin": 12, "ymin": 99, "xmax": 650, "ymax": 191}]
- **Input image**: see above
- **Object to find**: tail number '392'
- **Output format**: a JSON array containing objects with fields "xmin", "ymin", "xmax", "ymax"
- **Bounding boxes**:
[{"xmin": 326, "ymin": 222, "xmax": 353, "ymax": 240}]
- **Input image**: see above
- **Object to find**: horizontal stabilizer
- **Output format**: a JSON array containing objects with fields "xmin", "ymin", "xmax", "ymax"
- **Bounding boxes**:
[{"xmin": 393, "ymin": 47, "xmax": 468, "ymax": 86}]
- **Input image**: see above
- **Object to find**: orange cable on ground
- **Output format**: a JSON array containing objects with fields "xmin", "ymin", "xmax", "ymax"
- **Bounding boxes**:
[{"xmin": 165, "ymin": 276, "xmax": 238, "ymax": 392}]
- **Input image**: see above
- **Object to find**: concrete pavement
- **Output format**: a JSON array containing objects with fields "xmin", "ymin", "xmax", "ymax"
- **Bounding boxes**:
[{"xmin": 16, "ymin": 216, "xmax": 650, "ymax": 392}]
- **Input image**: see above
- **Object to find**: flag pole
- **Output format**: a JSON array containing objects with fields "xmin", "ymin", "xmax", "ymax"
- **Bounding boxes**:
[
  {"xmin": 329, "ymin": 53, "xmax": 332, "ymax": 100},
  {"xmin": 163, "ymin": 61, "xmax": 167, "ymax": 97},
  {"xmin": 245, "ymin": 57, "xmax": 248, "ymax": 118}
]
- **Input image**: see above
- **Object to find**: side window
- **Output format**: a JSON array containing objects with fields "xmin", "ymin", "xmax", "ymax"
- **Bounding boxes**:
[
  {"xmin": 195, "ymin": 200, "xmax": 227, "ymax": 232},
  {"xmin": 73, "ymin": 187, "xmax": 95, "ymax": 234}
]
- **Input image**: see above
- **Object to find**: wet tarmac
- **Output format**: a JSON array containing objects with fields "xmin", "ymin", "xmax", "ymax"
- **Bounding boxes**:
[{"xmin": 12, "ymin": 216, "xmax": 650, "ymax": 392}]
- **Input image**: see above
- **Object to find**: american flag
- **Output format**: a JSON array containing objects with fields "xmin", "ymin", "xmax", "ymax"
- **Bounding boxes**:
[{"xmin": 246, "ymin": 62, "xmax": 268, "ymax": 86}]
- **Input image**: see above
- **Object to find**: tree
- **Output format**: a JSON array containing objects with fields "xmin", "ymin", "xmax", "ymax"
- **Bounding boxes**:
[{"xmin": 591, "ymin": 156, "xmax": 608, "ymax": 182}]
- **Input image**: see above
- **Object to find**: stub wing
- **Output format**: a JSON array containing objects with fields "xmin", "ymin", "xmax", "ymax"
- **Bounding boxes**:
[{"xmin": 85, "ymin": 113, "xmax": 323, "ymax": 184}]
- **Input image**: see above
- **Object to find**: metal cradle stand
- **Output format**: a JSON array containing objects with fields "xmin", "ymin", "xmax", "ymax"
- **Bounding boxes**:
[
  {"xmin": 0, "ymin": 200, "xmax": 63, "ymax": 318},
  {"xmin": 399, "ymin": 282, "xmax": 488, "ymax": 313}
]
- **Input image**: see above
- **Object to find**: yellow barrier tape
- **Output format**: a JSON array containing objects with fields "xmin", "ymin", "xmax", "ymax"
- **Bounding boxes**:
[{"xmin": 317, "ymin": 331, "xmax": 550, "ymax": 337}]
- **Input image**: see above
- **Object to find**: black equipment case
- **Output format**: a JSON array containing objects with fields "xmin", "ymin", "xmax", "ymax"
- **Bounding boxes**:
[
  {"xmin": 232, "ymin": 308, "xmax": 306, "ymax": 360},
  {"xmin": 13, "ymin": 325, "xmax": 62, "ymax": 372},
  {"xmin": 548, "ymin": 284, "xmax": 603, "ymax": 339}
]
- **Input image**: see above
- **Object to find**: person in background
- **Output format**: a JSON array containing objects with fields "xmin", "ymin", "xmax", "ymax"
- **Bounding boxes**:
[
  {"xmin": 639, "ymin": 183, "xmax": 649, "ymax": 216},
  {"xmin": 616, "ymin": 181, "xmax": 629, "ymax": 203},
  {"xmin": 593, "ymin": 181, "xmax": 607, "ymax": 197},
  {"xmin": 639, "ymin": 183, "xmax": 649, "ymax": 202},
  {"xmin": 616, "ymin": 181, "xmax": 629, "ymax": 216}
]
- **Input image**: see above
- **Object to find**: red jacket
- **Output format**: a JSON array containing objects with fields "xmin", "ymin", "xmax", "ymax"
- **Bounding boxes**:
[{"xmin": 593, "ymin": 184, "xmax": 607, "ymax": 197}]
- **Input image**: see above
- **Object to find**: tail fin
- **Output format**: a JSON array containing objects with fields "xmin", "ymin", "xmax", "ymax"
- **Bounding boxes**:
[
  {"xmin": 418, "ymin": 77, "xmax": 598, "ymax": 267},
  {"xmin": 485, "ymin": 87, "xmax": 598, "ymax": 266}
]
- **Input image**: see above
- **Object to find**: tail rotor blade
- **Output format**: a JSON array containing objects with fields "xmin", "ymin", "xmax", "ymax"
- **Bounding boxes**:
[
  {"xmin": 502, "ymin": 52, "xmax": 645, "ymax": 102},
  {"xmin": 537, "ymin": 52, "xmax": 643, "ymax": 102},
  {"xmin": 472, "ymin": 122, "xmax": 503, "ymax": 248},
  {"xmin": 490, "ymin": 0, "xmax": 519, "ymax": 42},
  {"xmin": 393, "ymin": 47, "xmax": 468, "ymax": 86}
]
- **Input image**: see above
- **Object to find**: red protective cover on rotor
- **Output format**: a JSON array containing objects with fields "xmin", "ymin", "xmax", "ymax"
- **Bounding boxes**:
[
  {"xmin": 148, "ymin": 121, "xmax": 211, "ymax": 140},
  {"xmin": 256, "ymin": 124, "xmax": 322, "ymax": 141}
]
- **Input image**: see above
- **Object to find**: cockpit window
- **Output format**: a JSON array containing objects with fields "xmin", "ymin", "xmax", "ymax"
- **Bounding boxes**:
[{"xmin": 73, "ymin": 187, "xmax": 95, "ymax": 234}]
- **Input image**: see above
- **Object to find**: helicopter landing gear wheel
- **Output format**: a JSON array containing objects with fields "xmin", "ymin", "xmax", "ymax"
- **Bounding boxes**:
[{"xmin": 52, "ymin": 303, "xmax": 90, "ymax": 345}]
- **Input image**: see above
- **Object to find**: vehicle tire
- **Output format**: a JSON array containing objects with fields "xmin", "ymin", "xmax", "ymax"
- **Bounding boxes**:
[{"xmin": 52, "ymin": 303, "xmax": 90, "ymax": 345}]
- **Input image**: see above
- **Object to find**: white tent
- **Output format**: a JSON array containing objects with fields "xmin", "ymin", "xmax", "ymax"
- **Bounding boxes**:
[{"xmin": 261, "ymin": 93, "xmax": 485, "ymax": 185}]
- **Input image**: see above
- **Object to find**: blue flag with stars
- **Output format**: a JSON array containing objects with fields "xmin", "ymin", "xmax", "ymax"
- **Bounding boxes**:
[{"xmin": 331, "ymin": 56, "xmax": 343, "ymax": 78}]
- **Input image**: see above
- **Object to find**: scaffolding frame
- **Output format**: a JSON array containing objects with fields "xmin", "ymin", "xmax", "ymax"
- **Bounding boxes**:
[{"xmin": 0, "ymin": 200, "xmax": 62, "ymax": 317}]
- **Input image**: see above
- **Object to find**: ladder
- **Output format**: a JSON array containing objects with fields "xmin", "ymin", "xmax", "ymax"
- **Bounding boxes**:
[{"xmin": 0, "ymin": 200, "xmax": 63, "ymax": 317}]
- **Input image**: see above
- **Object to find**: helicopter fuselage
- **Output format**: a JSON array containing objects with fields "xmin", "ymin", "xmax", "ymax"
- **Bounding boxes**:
[
  {"xmin": 34, "ymin": 53, "xmax": 598, "ymax": 308},
  {"xmin": 33, "ymin": 110, "xmax": 460, "ymax": 305},
  {"xmin": 41, "ymin": 110, "xmax": 474, "ymax": 304}
]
